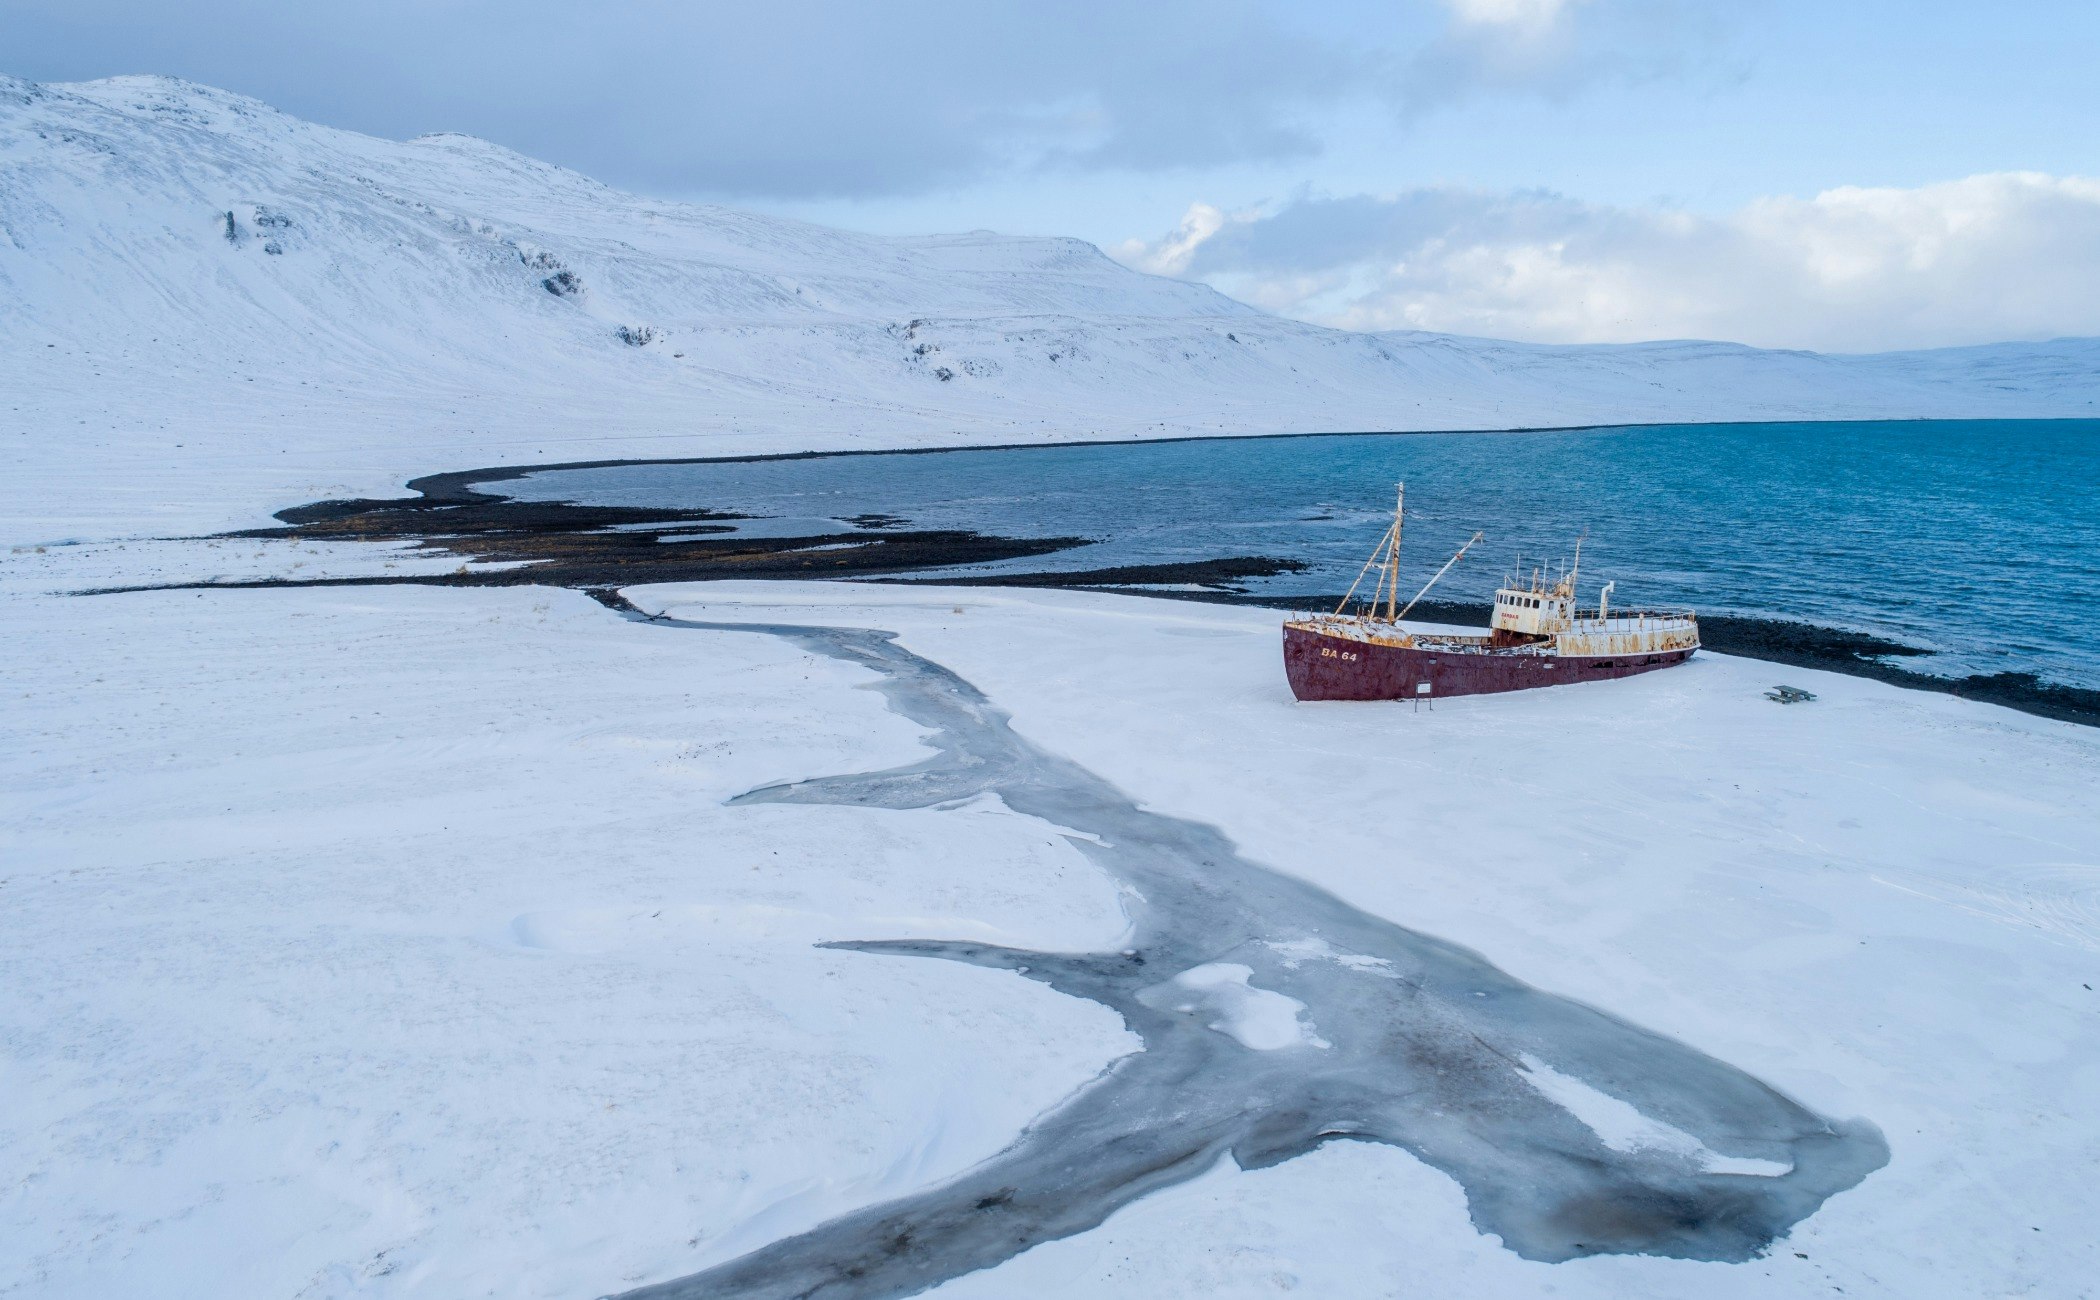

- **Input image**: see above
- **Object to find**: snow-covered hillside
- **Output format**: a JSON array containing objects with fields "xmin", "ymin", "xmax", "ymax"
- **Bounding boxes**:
[{"xmin": 3, "ymin": 72, "xmax": 2097, "ymax": 538}]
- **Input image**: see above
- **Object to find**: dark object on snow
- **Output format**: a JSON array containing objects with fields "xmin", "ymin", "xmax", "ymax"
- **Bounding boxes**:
[
  {"xmin": 615, "ymin": 324, "xmax": 658, "ymax": 347},
  {"xmin": 1284, "ymin": 486, "xmax": 1697, "ymax": 702},
  {"xmin": 541, "ymin": 270, "xmax": 583, "ymax": 297},
  {"xmin": 222, "ymin": 211, "xmax": 238, "ymax": 243},
  {"xmin": 1767, "ymin": 684, "xmax": 1818, "ymax": 704}
]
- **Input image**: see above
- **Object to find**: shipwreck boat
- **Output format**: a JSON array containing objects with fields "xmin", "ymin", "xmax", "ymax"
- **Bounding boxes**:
[{"xmin": 1283, "ymin": 486, "xmax": 1699, "ymax": 702}]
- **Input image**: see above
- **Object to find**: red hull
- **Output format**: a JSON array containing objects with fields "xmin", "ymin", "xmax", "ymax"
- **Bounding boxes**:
[{"xmin": 1283, "ymin": 623, "xmax": 1694, "ymax": 702}]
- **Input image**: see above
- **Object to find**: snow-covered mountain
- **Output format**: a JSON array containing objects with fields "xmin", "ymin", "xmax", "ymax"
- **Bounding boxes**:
[{"xmin": 4, "ymin": 73, "xmax": 2096, "ymax": 538}]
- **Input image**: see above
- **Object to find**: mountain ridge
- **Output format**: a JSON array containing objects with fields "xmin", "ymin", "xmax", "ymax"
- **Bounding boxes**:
[{"xmin": 3, "ymin": 72, "xmax": 2095, "ymax": 538}]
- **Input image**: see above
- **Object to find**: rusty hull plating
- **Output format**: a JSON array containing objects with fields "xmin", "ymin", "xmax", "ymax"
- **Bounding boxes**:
[
  {"xmin": 1282, "ymin": 484, "xmax": 1699, "ymax": 702},
  {"xmin": 1283, "ymin": 615, "xmax": 1698, "ymax": 701}
]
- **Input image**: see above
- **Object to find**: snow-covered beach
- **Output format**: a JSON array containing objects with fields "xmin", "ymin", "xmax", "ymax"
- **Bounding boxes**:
[
  {"xmin": 6, "ymin": 576, "xmax": 2097, "ymax": 1297},
  {"xmin": 6, "ymin": 72, "xmax": 2100, "ymax": 1299}
]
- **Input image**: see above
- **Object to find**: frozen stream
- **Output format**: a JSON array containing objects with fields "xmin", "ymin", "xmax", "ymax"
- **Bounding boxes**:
[{"xmin": 607, "ymin": 602, "xmax": 1889, "ymax": 1300}]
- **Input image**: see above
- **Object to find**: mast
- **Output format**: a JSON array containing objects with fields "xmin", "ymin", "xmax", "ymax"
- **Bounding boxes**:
[
  {"xmin": 1332, "ymin": 490, "xmax": 1400, "ymax": 618},
  {"xmin": 1384, "ymin": 483, "xmax": 1404, "ymax": 623}
]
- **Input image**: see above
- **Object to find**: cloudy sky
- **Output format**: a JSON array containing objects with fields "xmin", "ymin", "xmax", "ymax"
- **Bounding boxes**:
[{"xmin": 8, "ymin": 0, "xmax": 2098, "ymax": 350}]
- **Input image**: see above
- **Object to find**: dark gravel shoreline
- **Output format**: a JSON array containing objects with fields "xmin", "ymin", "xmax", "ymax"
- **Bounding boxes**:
[{"xmin": 98, "ymin": 454, "xmax": 2100, "ymax": 729}]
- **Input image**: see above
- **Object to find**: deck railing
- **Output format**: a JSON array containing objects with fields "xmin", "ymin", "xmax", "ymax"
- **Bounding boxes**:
[{"xmin": 1569, "ymin": 611, "xmax": 1697, "ymax": 631}]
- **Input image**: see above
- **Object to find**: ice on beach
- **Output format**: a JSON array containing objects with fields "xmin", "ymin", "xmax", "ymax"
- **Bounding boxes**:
[
  {"xmin": 1265, "ymin": 934, "xmax": 1400, "ymax": 975},
  {"xmin": 1515, "ymin": 1053, "xmax": 1793, "ymax": 1177},
  {"xmin": 1140, "ymin": 962, "xmax": 1331, "ymax": 1052}
]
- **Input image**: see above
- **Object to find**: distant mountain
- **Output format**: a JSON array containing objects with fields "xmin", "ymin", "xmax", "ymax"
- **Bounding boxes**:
[{"xmin": 3, "ymin": 74, "xmax": 2094, "ymax": 536}]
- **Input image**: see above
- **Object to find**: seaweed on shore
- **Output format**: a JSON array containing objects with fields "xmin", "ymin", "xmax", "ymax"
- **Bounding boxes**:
[{"xmin": 148, "ymin": 482, "xmax": 1092, "ymax": 591}]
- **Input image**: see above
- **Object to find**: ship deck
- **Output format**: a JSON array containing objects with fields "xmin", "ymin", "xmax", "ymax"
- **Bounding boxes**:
[{"xmin": 1285, "ymin": 612, "xmax": 1699, "ymax": 657}]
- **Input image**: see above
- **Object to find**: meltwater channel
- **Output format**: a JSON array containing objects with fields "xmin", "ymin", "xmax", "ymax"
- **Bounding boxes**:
[{"xmin": 510, "ymin": 420, "xmax": 2100, "ymax": 691}]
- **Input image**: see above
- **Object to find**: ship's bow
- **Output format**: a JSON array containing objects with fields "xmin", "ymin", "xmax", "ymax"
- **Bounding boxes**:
[{"xmin": 1283, "ymin": 620, "xmax": 1400, "ymax": 701}]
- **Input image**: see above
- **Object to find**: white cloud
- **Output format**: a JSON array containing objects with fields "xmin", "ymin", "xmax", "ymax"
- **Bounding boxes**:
[
  {"xmin": 1444, "ymin": 0, "xmax": 1578, "ymax": 35},
  {"xmin": 1113, "ymin": 202, "xmax": 1229, "ymax": 276},
  {"xmin": 9, "ymin": 0, "xmax": 1703, "ymax": 200},
  {"xmin": 1393, "ymin": 0, "xmax": 1706, "ymax": 116},
  {"xmin": 1117, "ymin": 173, "xmax": 2100, "ymax": 351}
]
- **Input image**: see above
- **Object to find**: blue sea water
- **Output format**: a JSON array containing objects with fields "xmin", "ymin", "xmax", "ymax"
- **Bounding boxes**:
[{"xmin": 510, "ymin": 420, "xmax": 2100, "ymax": 691}]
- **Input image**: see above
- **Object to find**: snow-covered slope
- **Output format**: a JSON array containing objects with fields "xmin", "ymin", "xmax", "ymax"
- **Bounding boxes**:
[{"xmin": 3, "ymin": 72, "xmax": 2097, "ymax": 538}]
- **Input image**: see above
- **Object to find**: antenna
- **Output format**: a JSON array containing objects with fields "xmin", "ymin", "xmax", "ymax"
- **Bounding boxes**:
[{"xmin": 1385, "ymin": 483, "xmax": 1405, "ymax": 623}]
